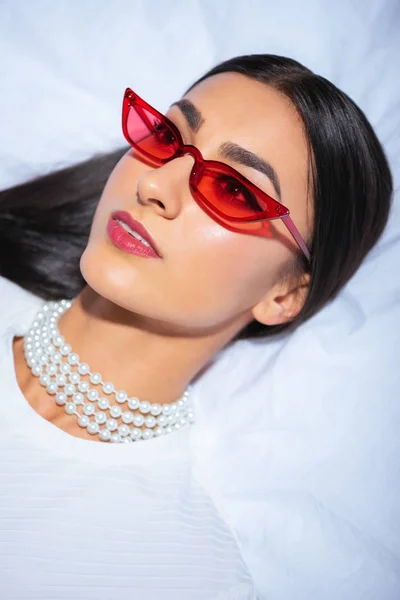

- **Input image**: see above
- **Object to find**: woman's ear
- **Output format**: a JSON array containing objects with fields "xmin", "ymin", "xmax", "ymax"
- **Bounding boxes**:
[{"xmin": 251, "ymin": 271, "xmax": 311, "ymax": 326}]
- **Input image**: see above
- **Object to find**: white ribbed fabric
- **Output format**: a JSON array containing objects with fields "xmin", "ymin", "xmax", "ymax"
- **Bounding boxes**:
[{"xmin": 0, "ymin": 276, "xmax": 255, "ymax": 600}]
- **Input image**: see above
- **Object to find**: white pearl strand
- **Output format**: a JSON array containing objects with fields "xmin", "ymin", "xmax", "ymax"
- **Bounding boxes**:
[{"xmin": 23, "ymin": 299, "xmax": 194, "ymax": 443}]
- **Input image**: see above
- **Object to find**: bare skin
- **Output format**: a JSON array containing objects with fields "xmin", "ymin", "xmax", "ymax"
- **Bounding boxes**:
[{"xmin": 13, "ymin": 72, "xmax": 312, "ymax": 441}]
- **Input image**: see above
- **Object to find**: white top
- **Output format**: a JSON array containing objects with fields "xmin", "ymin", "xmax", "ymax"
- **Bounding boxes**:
[{"xmin": 0, "ymin": 276, "xmax": 255, "ymax": 600}]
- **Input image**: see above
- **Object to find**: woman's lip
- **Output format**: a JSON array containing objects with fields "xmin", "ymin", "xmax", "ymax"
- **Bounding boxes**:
[
  {"xmin": 110, "ymin": 210, "xmax": 162, "ymax": 257},
  {"xmin": 106, "ymin": 219, "xmax": 161, "ymax": 258}
]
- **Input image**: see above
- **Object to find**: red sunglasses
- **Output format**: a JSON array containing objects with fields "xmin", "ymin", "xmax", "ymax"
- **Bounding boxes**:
[{"xmin": 122, "ymin": 88, "xmax": 311, "ymax": 262}]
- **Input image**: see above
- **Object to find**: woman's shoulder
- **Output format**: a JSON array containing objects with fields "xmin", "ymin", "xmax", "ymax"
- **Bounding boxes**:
[{"xmin": 0, "ymin": 275, "xmax": 43, "ymax": 332}]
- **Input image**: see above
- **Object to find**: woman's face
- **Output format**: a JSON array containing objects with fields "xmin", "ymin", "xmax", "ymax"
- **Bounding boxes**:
[{"xmin": 80, "ymin": 72, "xmax": 311, "ymax": 334}]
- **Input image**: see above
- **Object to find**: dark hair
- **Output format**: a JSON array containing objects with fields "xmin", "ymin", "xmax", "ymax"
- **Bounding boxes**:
[{"xmin": 0, "ymin": 54, "xmax": 393, "ymax": 341}]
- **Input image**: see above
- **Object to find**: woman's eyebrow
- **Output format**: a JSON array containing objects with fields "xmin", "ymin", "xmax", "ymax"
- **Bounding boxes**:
[
  {"xmin": 171, "ymin": 99, "xmax": 204, "ymax": 132},
  {"xmin": 170, "ymin": 99, "xmax": 282, "ymax": 200}
]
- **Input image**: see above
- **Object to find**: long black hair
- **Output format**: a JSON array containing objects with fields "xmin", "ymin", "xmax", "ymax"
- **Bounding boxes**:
[{"xmin": 0, "ymin": 54, "xmax": 393, "ymax": 341}]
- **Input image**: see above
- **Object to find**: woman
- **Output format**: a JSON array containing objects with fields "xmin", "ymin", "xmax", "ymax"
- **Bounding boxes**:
[{"xmin": 0, "ymin": 55, "xmax": 393, "ymax": 599}]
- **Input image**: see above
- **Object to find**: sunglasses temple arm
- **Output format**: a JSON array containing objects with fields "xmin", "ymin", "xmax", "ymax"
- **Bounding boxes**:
[{"xmin": 281, "ymin": 215, "xmax": 311, "ymax": 262}]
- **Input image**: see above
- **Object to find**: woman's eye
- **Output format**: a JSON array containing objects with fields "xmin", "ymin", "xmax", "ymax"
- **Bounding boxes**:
[
  {"xmin": 217, "ymin": 177, "xmax": 244, "ymax": 198},
  {"xmin": 215, "ymin": 176, "xmax": 260, "ymax": 210},
  {"xmin": 153, "ymin": 121, "xmax": 176, "ymax": 145}
]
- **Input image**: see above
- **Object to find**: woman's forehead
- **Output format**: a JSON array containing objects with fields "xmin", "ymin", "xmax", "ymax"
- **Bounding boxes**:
[{"xmin": 184, "ymin": 72, "xmax": 300, "ymax": 134}]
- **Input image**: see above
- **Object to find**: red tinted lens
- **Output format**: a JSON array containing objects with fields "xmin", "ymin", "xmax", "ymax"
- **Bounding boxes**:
[
  {"xmin": 196, "ymin": 168, "xmax": 267, "ymax": 219},
  {"xmin": 126, "ymin": 104, "xmax": 179, "ymax": 160}
]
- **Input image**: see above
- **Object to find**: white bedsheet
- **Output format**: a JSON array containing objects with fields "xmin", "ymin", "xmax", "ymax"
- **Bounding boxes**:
[{"xmin": 0, "ymin": 1, "xmax": 399, "ymax": 598}]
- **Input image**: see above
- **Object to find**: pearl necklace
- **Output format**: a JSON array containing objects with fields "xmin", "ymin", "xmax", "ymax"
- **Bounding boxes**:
[{"xmin": 23, "ymin": 299, "xmax": 194, "ymax": 443}]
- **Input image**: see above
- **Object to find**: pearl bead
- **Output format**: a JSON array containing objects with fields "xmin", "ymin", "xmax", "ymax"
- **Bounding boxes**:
[
  {"xmin": 78, "ymin": 363, "xmax": 90, "ymax": 375},
  {"xmin": 145, "ymin": 416, "xmax": 156, "ymax": 428},
  {"xmin": 56, "ymin": 374, "xmax": 67, "ymax": 386},
  {"xmin": 95, "ymin": 412, "xmax": 107, "ymax": 425},
  {"xmin": 52, "ymin": 352, "xmax": 62, "ymax": 363},
  {"xmin": 110, "ymin": 406, "xmax": 122, "ymax": 419},
  {"xmin": 102, "ymin": 382, "xmax": 114, "ymax": 395},
  {"xmin": 155, "ymin": 427, "xmax": 163, "ymax": 436},
  {"xmin": 162, "ymin": 405, "xmax": 171, "ymax": 415},
  {"xmin": 130, "ymin": 428, "xmax": 142, "ymax": 440},
  {"xmin": 39, "ymin": 374, "xmax": 50, "ymax": 387},
  {"xmin": 170, "ymin": 403, "xmax": 177, "ymax": 413},
  {"xmin": 60, "ymin": 363, "xmax": 71, "ymax": 374},
  {"xmin": 87, "ymin": 389, "xmax": 99, "ymax": 401},
  {"xmin": 99, "ymin": 429, "xmax": 111, "ymax": 442},
  {"xmin": 142, "ymin": 429, "xmax": 153, "ymax": 440},
  {"xmin": 68, "ymin": 353, "xmax": 79, "ymax": 365},
  {"xmin": 123, "ymin": 437, "xmax": 133, "ymax": 444},
  {"xmin": 46, "ymin": 383, "xmax": 58, "ymax": 395},
  {"xmin": 87, "ymin": 422, "xmax": 99, "ymax": 435},
  {"xmin": 47, "ymin": 364, "xmax": 58, "ymax": 376},
  {"xmin": 115, "ymin": 390, "xmax": 128, "ymax": 403},
  {"xmin": 150, "ymin": 403, "xmax": 162, "ymax": 416},
  {"xmin": 73, "ymin": 392, "xmax": 84, "ymax": 405},
  {"xmin": 133, "ymin": 414, "xmax": 144, "ymax": 427},
  {"xmin": 121, "ymin": 411, "xmax": 133, "ymax": 424},
  {"xmin": 157, "ymin": 415, "xmax": 167, "ymax": 426},
  {"xmin": 90, "ymin": 372, "xmax": 102, "ymax": 385},
  {"xmin": 60, "ymin": 343, "xmax": 71, "ymax": 356},
  {"xmin": 55, "ymin": 392, "xmax": 67, "ymax": 406},
  {"xmin": 139, "ymin": 401, "xmax": 151, "ymax": 414},
  {"xmin": 83, "ymin": 403, "xmax": 95, "ymax": 416},
  {"xmin": 128, "ymin": 397, "xmax": 139, "ymax": 410},
  {"xmin": 177, "ymin": 399, "xmax": 184, "ymax": 408},
  {"xmin": 110, "ymin": 433, "xmax": 122, "ymax": 443},
  {"xmin": 65, "ymin": 402, "xmax": 76, "ymax": 415},
  {"xmin": 32, "ymin": 365, "xmax": 42, "ymax": 377},
  {"xmin": 78, "ymin": 381, "xmax": 90, "ymax": 393},
  {"xmin": 106, "ymin": 419, "xmax": 118, "ymax": 431},
  {"xmin": 98, "ymin": 398, "xmax": 109, "ymax": 410},
  {"xmin": 64, "ymin": 384, "xmax": 76, "ymax": 396},
  {"xmin": 78, "ymin": 415, "xmax": 90, "ymax": 428},
  {"xmin": 69, "ymin": 372, "xmax": 80, "ymax": 384},
  {"xmin": 118, "ymin": 425, "xmax": 130, "ymax": 437}
]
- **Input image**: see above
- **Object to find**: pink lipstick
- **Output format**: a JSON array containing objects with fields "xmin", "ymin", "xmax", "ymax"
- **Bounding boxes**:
[{"xmin": 106, "ymin": 211, "xmax": 162, "ymax": 258}]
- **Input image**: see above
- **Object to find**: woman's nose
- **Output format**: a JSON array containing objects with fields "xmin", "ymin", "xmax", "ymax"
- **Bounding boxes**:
[{"xmin": 136, "ymin": 154, "xmax": 195, "ymax": 219}]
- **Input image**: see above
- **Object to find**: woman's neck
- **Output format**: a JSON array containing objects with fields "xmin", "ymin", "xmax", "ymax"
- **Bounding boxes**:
[{"xmin": 56, "ymin": 286, "xmax": 250, "ymax": 406}]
